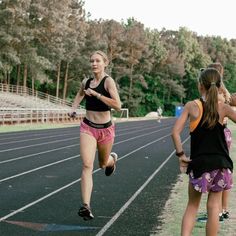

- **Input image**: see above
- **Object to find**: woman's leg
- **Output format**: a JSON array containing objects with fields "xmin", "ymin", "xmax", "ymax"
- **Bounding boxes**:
[
  {"xmin": 206, "ymin": 191, "xmax": 222, "ymax": 236},
  {"xmin": 80, "ymin": 132, "xmax": 97, "ymax": 206},
  {"xmin": 181, "ymin": 183, "xmax": 202, "ymax": 236},
  {"xmin": 221, "ymin": 189, "xmax": 230, "ymax": 216},
  {"xmin": 97, "ymin": 140, "xmax": 115, "ymax": 169}
]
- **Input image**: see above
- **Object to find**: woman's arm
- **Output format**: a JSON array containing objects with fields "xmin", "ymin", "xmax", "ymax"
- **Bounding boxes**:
[
  {"xmin": 71, "ymin": 79, "xmax": 86, "ymax": 112},
  {"xmin": 172, "ymin": 103, "xmax": 190, "ymax": 153},
  {"xmin": 103, "ymin": 77, "xmax": 121, "ymax": 111},
  {"xmin": 229, "ymin": 93, "xmax": 236, "ymax": 106},
  {"xmin": 172, "ymin": 103, "xmax": 191, "ymax": 173},
  {"xmin": 224, "ymin": 103, "xmax": 236, "ymax": 123},
  {"xmin": 84, "ymin": 76, "xmax": 121, "ymax": 111},
  {"xmin": 82, "ymin": 76, "xmax": 122, "ymax": 112}
]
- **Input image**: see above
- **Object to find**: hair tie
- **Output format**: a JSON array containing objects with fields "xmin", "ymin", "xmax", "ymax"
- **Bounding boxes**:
[{"xmin": 211, "ymin": 82, "xmax": 216, "ymax": 86}]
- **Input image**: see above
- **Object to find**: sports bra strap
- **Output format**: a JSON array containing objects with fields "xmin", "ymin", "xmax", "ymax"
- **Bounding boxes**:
[{"xmin": 190, "ymin": 99, "xmax": 203, "ymax": 132}]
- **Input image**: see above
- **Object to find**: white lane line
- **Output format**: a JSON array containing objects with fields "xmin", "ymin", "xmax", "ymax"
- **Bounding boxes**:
[
  {"xmin": 115, "ymin": 126, "xmax": 171, "ymax": 145},
  {"xmin": 0, "ymin": 137, "xmax": 78, "ymax": 153},
  {"xmin": 0, "ymin": 124, "xmax": 170, "ymax": 154},
  {"xmin": 0, "ymin": 155, "xmax": 80, "ymax": 183},
  {"xmin": 0, "ymin": 127, "xmax": 172, "ymax": 182},
  {"xmin": 95, "ymin": 137, "xmax": 190, "ymax": 236},
  {"xmin": 0, "ymin": 129, "xmax": 78, "ymax": 141},
  {"xmin": 0, "ymin": 177, "xmax": 82, "ymax": 222},
  {"xmin": 0, "ymin": 144, "xmax": 79, "ymax": 164},
  {"xmin": 0, "ymin": 133, "xmax": 176, "ymax": 222},
  {"xmin": 0, "ymin": 125, "xmax": 171, "ymax": 165},
  {"xmin": 0, "ymin": 133, "xmax": 76, "ymax": 146}
]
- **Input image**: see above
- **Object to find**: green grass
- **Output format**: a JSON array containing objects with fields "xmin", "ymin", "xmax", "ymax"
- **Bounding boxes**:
[{"xmin": 151, "ymin": 122, "xmax": 236, "ymax": 236}]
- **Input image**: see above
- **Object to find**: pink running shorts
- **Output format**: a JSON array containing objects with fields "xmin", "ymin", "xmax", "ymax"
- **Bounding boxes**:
[{"xmin": 80, "ymin": 119, "xmax": 115, "ymax": 145}]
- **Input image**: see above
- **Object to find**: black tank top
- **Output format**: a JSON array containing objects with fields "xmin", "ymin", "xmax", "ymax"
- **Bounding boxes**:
[
  {"xmin": 84, "ymin": 76, "xmax": 111, "ymax": 112},
  {"xmin": 187, "ymin": 100, "xmax": 233, "ymax": 178}
]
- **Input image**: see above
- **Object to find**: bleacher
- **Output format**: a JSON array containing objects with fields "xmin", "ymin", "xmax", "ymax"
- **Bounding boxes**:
[{"xmin": 0, "ymin": 83, "xmax": 85, "ymax": 125}]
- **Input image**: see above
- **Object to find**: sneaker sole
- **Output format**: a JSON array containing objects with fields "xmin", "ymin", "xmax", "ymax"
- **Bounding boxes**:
[
  {"xmin": 82, "ymin": 215, "xmax": 94, "ymax": 221},
  {"xmin": 105, "ymin": 152, "xmax": 118, "ymax": 176}
]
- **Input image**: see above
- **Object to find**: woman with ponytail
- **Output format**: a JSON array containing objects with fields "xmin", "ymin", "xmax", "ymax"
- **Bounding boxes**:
[{"xmin": 172, "ymin": 68, "xmax": 236, "ymax": 236}]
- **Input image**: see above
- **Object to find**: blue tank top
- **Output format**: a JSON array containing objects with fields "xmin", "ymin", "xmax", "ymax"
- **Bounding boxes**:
[{"xmin": 84, "ymin": 76, "xmax": 111, "ymax": 112}]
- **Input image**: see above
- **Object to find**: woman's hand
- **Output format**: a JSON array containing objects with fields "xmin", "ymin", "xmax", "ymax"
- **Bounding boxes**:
[
  {"xmin": 84, "ymin": 88, "xmax": 98, "ymax": 97},
  {"xmin": 178, "ymin": 155, "xmax": 191, "ymax": 173},
  {"xmin": 68, "ymin": 111, "xmax": 77, "ymax": 118}
]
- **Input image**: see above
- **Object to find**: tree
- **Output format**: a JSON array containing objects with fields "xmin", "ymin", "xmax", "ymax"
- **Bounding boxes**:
[
  {"xmin": 0, "ymin": 0, "xmax": 30, "ymax": 85},
  {"xmin": 119, "ymin": 18, "xmax": 149, "ymax": 111},
  {"xmin": 62, "ymin": 0, "xmax": 87, "ymax": 100}
]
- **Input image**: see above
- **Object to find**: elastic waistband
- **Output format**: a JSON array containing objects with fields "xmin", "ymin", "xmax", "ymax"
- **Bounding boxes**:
[{"xmin": 83, "ymin": 117, "xmax": 112, "ymax": 129}]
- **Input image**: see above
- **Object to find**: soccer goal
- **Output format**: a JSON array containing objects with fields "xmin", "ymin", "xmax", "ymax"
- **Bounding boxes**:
[{"xmin": 111, "ymin": 108, "xmax": 129, "ymax": 120}]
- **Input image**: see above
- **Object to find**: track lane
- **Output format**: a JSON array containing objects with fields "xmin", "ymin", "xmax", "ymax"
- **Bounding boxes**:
[{"xmin": 0, "ymin": 118, "xmax": 190, "ymax": 236}]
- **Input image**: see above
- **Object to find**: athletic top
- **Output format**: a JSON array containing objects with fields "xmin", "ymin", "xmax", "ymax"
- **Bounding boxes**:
[
  {"xmin": 187, "ymin": 98, "xmax": 233, "ymax": 178},
  {"xmin": 84, "ymin": 76, "xmax": 111, "ymax": 112}
]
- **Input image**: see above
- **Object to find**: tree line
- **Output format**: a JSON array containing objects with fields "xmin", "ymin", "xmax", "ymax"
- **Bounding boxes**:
[{"xmin": 1, "ymin": 0, "xmax": 236, "ymax": 116}]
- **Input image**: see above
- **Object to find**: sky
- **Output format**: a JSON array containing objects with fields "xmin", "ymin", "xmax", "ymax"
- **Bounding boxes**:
[{"xmin": 84, "ymin": 0, "xmax": 236, "ymax": 40}]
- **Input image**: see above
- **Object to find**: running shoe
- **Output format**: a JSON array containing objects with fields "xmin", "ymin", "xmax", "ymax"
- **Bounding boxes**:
[
  {"xmin": 105, "ymin": 152, "xmax": 118, "ymax": 176},
  {"xmin": 219, "ymin": 213, "xmax": 224, "ymax": 222},
  {"xmin": 197, "ymin": 216, "xmax": 208, "ymax": 223},
  {"xmin": 222, "ymin": 211, "xmax": 230, "ymax": 219},
  {"xmin": 78, "ymin": 204, "xmax": 94, "ymax": 221},
  {"xmin": 197, "ymin": 214, "xmax": 225, "ymax": 223}
]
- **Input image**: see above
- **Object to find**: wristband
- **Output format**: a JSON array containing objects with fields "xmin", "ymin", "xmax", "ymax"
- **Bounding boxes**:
[{"xmin": 176, "ymin": 151, "xmax": 184, "ymax": 157}]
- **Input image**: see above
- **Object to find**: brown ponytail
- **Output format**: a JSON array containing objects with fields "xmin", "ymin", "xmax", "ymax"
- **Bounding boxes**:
[{"xmin": 199, "ymin": 68, "xmax": 221, "ymax": 128}]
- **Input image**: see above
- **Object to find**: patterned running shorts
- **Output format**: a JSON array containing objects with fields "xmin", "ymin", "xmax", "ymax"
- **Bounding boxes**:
[{"xmin": 189, "ymin": 168, "xmax": 233, "ymax": 193}]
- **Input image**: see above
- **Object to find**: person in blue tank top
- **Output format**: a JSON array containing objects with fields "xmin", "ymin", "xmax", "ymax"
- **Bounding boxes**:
[
  {"xmin": 70, "ymin": 51, "xmax": 121, "ymax": 220},
  {"xmin": 172, "ymin": 68, "xmax": 236, "ymax": 236}
]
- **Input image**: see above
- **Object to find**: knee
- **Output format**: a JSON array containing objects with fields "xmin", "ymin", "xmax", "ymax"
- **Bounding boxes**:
[
  {"xmin": 82, "ymin": 162, "xmax": 93, "ymax": 172},
  {"xmin": 207, "ymin": 201, "xmax": 220, "ymax": 211}
]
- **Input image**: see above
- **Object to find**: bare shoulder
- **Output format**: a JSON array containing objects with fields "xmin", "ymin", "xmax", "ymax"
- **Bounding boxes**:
[
  {"xmin": 104, "ymin": 75, "xmax": 116, "ymax": 88},
  {"xmin": 184, "ymin": 100, "xmax": 200, "ymax": 119},
  {"xmin": 81, "ymin": 77, "xmax": 90, "ymax": 88},
  {"xmin": 105, "ymin": 75, "xmax": 115, "ymax": 83},
  {"xmin": 185, "ymin": 101, "xmax": 196, "ymax": 110}
]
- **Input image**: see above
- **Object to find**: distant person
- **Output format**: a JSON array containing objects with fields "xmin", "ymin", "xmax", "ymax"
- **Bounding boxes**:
[
  {"xmin": 69, "ymin": 50, "xmax": 121, "ymax": 220},
  {"xmin": 172, "ymin": 68, "xmax": 235, "ymax": 236},
  {"xmin": 207, "ymin": 62, "xmax": 232, "ymax": 221},
  {"xmin": 157, "ymin": 106, "xmax": 163, "ymax": 123}
]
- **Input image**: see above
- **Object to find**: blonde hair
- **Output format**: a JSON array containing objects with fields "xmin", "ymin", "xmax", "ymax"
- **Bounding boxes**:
[
  {"xmin": 91, "ymin": 51, "xmax": 109, "ymax": 66},
  {"xmin": 199, "ymin": 68, "xmax": 221, "ymax": 129}
]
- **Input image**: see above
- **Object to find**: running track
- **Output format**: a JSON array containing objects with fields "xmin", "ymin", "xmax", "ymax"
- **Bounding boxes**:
[{"xmin": 0, "ymin": 118, "xmax": 190, "ymax": 236}]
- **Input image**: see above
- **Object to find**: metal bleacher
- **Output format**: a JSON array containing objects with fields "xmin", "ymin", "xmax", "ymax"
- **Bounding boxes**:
[{"xmin": 0, "ymin": 83, "xmax": 85, "ymax": 125}]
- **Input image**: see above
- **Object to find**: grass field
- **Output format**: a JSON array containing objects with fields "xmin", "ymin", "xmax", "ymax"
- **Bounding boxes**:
[{"xmin": 152, "ymin": 122, "xmax": 236, "ymax": 236}]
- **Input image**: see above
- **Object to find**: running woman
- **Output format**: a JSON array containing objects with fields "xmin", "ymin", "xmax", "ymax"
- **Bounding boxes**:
[{"xmin": 70, "ymin": 50, "xmax": 121, "ymax": 220}]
